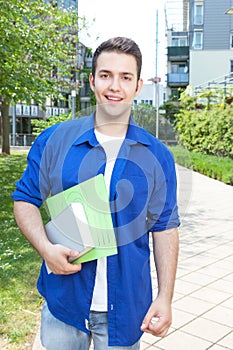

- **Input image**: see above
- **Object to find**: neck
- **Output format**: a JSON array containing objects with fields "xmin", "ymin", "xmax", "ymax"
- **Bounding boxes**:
[
  {"xmin": 95, "ymin": 111, "xmax": 129, "ymax": 137},
  {"xmin": 95, "ymin": 120, "xmax": 128, "ymax": 137}
]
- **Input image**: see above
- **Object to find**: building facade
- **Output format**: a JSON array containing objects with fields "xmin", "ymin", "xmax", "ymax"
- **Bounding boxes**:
[
  {"xmin": 166, "ymin": 29, "xmax": 189, "ymax": 100},
  {"xmin": 166, "ymin": 0, "xmax": 233, "ymax": 97},
  {"xmin": 189, "ymin": 0, "xmax": 233, "ymax": 89}
]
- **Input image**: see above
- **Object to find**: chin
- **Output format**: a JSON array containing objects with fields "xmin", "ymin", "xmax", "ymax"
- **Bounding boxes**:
[{"xmin": 97, "ymin": 103, "xmax": 131, "ymax": 120}]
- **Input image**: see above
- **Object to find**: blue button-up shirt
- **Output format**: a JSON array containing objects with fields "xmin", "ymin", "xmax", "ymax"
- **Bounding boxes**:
[{"xmin": 12, "ymin": 113, "xmax": 180, "ymax": 346}]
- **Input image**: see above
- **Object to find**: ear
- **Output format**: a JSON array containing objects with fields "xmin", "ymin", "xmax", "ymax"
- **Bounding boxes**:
[
  {"xmin": 89, "ymin": 73, "xmax": 95, "ymax": 92},
  {"xmin": 135, "ymin": 78, "xmax": 143, "ymax": 97}
]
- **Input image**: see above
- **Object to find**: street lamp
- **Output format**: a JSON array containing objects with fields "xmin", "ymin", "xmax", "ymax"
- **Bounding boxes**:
[{"xmin": 225, "ymin": 8, "xmax": 233, "ymax": 14}]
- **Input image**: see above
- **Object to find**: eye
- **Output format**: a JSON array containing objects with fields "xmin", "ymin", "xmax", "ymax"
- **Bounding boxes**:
[
  {"xmin": 99, "ymin": 73, "xmax": 110, "ymax": 79},
  {"xmin": 122, "ymin": 75, "xmax": 132, "ymax": 81}
]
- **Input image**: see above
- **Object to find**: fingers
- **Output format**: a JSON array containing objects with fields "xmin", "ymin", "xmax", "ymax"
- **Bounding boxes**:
[
  {"xmin": 141, "ymin": 317, "xmax": 170, "ymax": 337},
  {"xmin": 45, "ymin": 245, "xmax": 82, "ymax": 275}
]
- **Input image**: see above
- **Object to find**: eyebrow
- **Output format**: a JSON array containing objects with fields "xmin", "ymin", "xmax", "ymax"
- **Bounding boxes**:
[{"xmin": 98, "ymin": 69, "xmax": 134, "ymax": 76}]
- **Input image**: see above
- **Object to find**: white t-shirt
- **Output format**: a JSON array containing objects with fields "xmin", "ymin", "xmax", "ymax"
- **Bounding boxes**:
[{"xmin": 90, "ymin": 130, "xmax": 124, "ymax": 311}]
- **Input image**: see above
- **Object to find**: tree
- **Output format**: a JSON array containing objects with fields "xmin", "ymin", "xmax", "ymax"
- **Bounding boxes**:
[{"xmin": 0, "ymin": 0, "xmax": 86, "ymax": 154}]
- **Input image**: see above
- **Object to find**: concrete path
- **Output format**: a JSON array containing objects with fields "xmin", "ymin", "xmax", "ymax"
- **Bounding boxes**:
[{"xmin": 33, "ymin": 165, "xmax": 233, "ymax": 350}]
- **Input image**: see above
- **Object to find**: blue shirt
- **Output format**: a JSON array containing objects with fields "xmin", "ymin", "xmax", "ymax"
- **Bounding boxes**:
[{"xmin": 12, "ymin": 113, "xmax": 180, "ymax": 346}]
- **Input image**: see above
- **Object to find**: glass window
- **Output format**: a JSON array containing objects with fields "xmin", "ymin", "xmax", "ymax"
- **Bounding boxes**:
[
  {"xmin": 230, "ymin": 33, "xmax": 233, "ymax": 49},
  {"xmin": 171, "ymin": 64, "xmax": 178, "ymax": 73},
  {"xmin": 172, "ymin": 38, "xmax": 179, "ymax": 46},
  {"xmin": 180, "ymin": 38, "xmax": 188, "ymax": 46},
  {"xmin": 172, "ymin": 37, "xmax": 188, "ymax": 47},
  {"xmin": 193, "ymin": 31, "xmax": 203, "ymax": 49},
  {"xmin": 194, "ymin": 4, "xmax": 204, "ymax": 25},
  {"xmin": 231, "ymin": 61, "xmax": 233, "ymax": 72}
]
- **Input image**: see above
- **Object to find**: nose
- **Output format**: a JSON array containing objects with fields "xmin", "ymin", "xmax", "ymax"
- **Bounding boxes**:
[{"xmin": 109, "ymin": 76, "xmax": 121, "ymax": 91}]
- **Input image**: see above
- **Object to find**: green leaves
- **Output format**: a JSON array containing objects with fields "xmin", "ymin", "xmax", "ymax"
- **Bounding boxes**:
[
  {"xmin": 0, "ymin": 0, "xmax": 84, "ymax": 103},
  {"xmin": 175, "ymin": 98, "xmax": 233, "ymax": 159}
]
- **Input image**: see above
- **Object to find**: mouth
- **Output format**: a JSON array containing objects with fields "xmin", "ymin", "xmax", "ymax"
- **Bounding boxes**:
[{"xmin": 105, "ymin": 95, "xmax": 123, "ymax": 103}]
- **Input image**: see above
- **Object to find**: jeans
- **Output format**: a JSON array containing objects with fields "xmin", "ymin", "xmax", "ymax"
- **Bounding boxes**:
[{"xmin": 40, "ymin": 302, "xmax": 140, "ymax": 350}]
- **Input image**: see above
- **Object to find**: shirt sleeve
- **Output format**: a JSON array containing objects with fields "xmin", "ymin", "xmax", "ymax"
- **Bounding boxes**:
[
  {"xmin": 147, "ymin": 147, "xmax": 180, "ymax": 232},
  {"xmin": 11, "ymin": 126, "xmax": 56, "ymax": 207}
]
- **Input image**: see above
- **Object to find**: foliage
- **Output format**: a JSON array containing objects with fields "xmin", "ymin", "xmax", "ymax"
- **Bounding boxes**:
[
  {"xmin": 159, "ymin": 100, "xmax": 180, "ymax": 125},
  {"xmin": 170, "ymin": 145, "xmax": 233, "ymax": 185},
  {"xmin": 0, "ymin": 0, "xmax": 87, "ymax": 154},
  {"xmin": 174, "ymin": 90, "xmax": 233, "ymax": 159},
  {"xmin": 132, "ymin": 103, "xmax": 177, "ymax": 142},
  {"xmin": 132, "ymin": 103, "xmax": 157, "ymax": 135},
  {"xmin": 0, "ymin": 153, "xmax": 45, "ymax": 348},
  {"xmin": 31, "ymin": 112, "xmax": 74, "ymax": 136}
]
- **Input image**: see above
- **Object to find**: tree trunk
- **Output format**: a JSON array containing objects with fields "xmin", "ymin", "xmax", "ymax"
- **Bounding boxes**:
[{"xmin": 1, "ymin": 97, "xmax": 11, "ymax": 155}]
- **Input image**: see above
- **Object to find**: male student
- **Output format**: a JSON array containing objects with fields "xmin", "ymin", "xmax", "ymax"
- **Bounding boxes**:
[{"xmin": 12, "ymin": 37, "xmax": 180, "ymax": 350}]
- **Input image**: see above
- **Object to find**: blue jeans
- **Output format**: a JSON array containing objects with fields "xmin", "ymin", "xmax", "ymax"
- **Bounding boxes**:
[{"xmin": 40, "ymin": 302, "xmax": 140, "ymax": 350}]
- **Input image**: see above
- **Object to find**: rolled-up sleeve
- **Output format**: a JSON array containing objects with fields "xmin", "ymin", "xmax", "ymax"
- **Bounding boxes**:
[
  {"xmin": 11, "ymin": 128, "xmax": 54, "ymax": 207},
  {"xmin": 147, "ymin": 149, "xmax": 180, "ymax": 232}
]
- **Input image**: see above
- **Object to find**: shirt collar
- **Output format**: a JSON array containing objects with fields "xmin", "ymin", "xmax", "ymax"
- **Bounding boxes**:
[{"xmin": 72, "ymin": 112, "xmax": 151, "ymax": 147}]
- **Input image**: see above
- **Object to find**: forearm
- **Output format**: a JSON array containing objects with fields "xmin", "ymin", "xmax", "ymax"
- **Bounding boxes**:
[
  {"xmin": 152, "ymin": 228, "xmax": 179, "ymax": 301},
  {"xmin": 13, "ymin": 200, "xmax": 82, "ymax": 274},
  {"xmin": 13, "ymin": 200, "xmax": 52, "ymax": 259}
]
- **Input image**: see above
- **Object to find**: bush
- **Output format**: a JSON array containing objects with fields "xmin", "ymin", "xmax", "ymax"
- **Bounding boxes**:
[
  {"xmin": 31, "ymin": 112, "xmax": 78, "ymax": 137},
  {"xmin": 175, "ymin": 104, "xmax": 233, "ymax": 159},
  {"xmin": 170, "ymin": 145, "xmax": 233, "ymax": 185}
]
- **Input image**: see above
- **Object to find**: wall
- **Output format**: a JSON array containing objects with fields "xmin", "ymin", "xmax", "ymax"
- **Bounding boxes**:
[{"xmin": 189, "ymin": 49, "xmax": 233, "ymax": 87}]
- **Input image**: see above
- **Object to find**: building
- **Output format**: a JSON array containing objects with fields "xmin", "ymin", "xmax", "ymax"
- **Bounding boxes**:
[
  {"xmin": 189, "ymin": 0, "xmax": 233, "ymax": 89},
  {"xmin": 165, "ymin": 0, "xmax": 233, "ymax": 97},
  {"xmin": 166, "ymin": 29, "xmax": 189, "ymax": 100},
  {"xmin": 134, "ymin": 83, "xmax": 164, "ymax": 107},
  {"xmin": 165, "ymin": 0, "xmax": 190, "ymax": 100}
]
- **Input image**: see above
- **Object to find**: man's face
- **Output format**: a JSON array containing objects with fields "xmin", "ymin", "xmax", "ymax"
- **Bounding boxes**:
[{"xmin": 89, "ymin": 51, "xmax": 143, "ymax": 121}]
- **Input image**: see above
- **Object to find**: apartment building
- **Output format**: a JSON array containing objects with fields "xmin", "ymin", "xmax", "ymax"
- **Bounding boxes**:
[
  {"xmin": 166, "ymin": 0, "xmax": 233, "ymax": 97},
  {"xmin": 166, "ymin": 0, "xmax": 190, "ymax": 100},
  {"xmin": 166, "ymin": 29, "xmax": 189, "ymax": 100},
  {"xmin": 189, "ymin": 0, "xmax": 233, "ymax": 88}
]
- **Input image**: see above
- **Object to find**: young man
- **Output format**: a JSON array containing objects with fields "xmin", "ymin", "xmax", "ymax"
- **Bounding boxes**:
[{"xmin": 12, "ymin": 37, "xmax": 180, "ymax": 350}]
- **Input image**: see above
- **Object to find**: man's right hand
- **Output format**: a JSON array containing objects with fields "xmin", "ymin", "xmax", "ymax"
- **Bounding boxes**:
[{"xmin": 43, "ymin": 243, "xmax": 82, "ymax": 275}]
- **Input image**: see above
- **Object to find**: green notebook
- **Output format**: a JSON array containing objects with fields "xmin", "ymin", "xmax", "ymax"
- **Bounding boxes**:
[{"xmin": 45, "ymin": 174, "xmax": 117, "ymax": 264}]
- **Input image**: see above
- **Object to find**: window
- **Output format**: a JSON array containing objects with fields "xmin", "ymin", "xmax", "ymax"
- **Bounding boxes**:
[
  {"xmin": 231, "ymin": 61, "xmax": 233, "ymax": 72},
  {"xmin": 194, "ymin": 3, "xmax": 204, "ymax": 25},
  {"xmin": 172, "ymin": 37, "xmax": 188, "ymax": 47},
  {"xmin": 193, "ymin": 31, "xmax": 203, "ymax": 49},
  {"xmin": 171, "ymin": 64, "xmax": 188, "ymax": 74},
  {"xmin": 230, "ymin": 32, "xmax": 233, "ymax": 49}
]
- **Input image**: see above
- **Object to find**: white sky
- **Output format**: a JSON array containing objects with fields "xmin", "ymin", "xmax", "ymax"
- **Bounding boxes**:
[{"xmin": 78, "ymin": 0, "xmax": 167, "ymax": 83}]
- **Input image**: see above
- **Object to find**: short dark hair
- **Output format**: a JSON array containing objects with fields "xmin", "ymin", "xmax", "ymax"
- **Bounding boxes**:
[{"xmin": 92, "ymin": 37, "xmax": 142, "ymax": 81}]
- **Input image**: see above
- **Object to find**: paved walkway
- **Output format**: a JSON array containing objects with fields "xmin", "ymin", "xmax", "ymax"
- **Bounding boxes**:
[{"xmin": 33, "ymin": 165, "xmax": 233, "ymax": 350}]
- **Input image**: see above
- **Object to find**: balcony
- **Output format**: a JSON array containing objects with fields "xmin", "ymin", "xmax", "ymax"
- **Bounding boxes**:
[
  {"xmin": 167, "ymin": 73, "xmax": 189, "ymax": 86},
  {"xmin": 167, "ymin": 46, "xmax": 189, "ymax": 60}
]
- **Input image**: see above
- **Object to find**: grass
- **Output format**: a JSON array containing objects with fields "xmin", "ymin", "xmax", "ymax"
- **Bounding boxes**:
[
  {"xmin": 169, "ymin": 145, "xmax": 233, "ymax": 185},
  {"xmin": 0, "ymin": 153, "xmax": 43, "ymax": 349}
]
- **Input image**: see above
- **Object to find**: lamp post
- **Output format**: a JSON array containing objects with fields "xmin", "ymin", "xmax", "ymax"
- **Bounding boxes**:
[{"xmin": 71, "ymin": 90, "xmax": 76, "ymax": 119}]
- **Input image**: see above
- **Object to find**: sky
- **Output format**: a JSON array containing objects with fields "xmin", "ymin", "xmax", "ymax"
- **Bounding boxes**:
[{"xmin": 78, "ymin": 0, "xmax": 168, "ymax": 84}]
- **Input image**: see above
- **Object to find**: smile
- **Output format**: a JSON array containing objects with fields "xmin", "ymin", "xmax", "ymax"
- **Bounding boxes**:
[{"xmin": 105, "ymin": 95, "xmax": 123, "ymax": 102}]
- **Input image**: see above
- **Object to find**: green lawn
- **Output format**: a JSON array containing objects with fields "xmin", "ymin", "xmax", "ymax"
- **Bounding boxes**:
[{"xmin": 0, "ymin": 153, "xmax": 42, "ymax": 349}]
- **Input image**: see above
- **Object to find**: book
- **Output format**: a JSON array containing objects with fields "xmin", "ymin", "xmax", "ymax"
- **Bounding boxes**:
[
  {"xmin": 44, "ymin": 174, "xmax": 117, "ymax": 269},
  {"xmin": 45, "ymin": 202, "xmax": 94, "ymax": 262}
]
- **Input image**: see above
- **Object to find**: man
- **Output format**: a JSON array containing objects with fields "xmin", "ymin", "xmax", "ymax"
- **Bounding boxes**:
[{"xmin": 12, "ymin": 37, "xmax": 180, "ymax": 350}]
